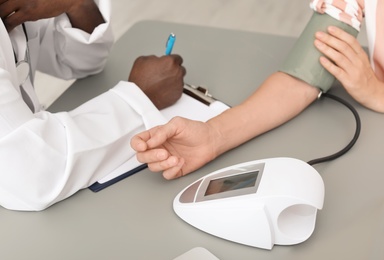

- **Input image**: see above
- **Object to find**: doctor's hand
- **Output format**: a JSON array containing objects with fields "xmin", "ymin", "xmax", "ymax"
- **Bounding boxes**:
[
  {"xmin": 128, "ymin": 54, "xmax": 186, "ymax": 110},
  {"xmin": 0, "ymin": 0, "xmax": 104, "ymax": 33},
  {"xmin": 314, "ymin": 26, "xmax": 384, "ymax": 112},
  {"xmin": 130, "ymin": 117, "xmax": 217, "ymax": 180}
]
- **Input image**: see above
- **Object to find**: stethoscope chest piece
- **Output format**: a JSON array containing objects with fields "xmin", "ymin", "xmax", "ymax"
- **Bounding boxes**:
[
  {"xmin": 13, "ymin": 23, "xmax": 31, "ymax": 87},
  {"xmin": 16, "ymin": 60, "xmax": 30, "ymax": 86}
]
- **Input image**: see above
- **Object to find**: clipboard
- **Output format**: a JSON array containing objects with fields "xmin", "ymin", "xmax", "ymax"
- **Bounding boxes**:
[{"xmin": 89, "ymin": 84, "xmax": 230, "ymax": 192}]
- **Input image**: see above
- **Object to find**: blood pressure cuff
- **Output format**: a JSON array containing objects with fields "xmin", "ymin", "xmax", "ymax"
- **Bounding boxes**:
[{"xmin": 279, "ymin": 12, "xmax": 359, "ymax": 93}]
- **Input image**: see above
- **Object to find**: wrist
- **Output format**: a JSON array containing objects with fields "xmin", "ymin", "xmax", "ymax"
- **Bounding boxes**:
[
  {"xmin": 206, "ymin": 115, "xmax": 231, "ymax": 159},
  {"xmin": 66, "ymin": 0, "xmax": 86, "ymax": 15},
  {"xmin": 359, "ymin": 79, "xmax": 384, "ymax": 113},
  {"xmin": 66, "ymin": 0, "xmax": 105, "ymax": 33}
]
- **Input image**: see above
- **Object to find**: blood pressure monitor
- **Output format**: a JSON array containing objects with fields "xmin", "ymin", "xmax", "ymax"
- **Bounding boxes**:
[{"xmin": 173, "ymin": 157, "xmax": 325, "ymax": 250}]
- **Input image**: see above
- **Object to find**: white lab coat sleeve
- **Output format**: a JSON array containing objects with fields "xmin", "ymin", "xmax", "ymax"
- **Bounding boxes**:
[
  {"xmin": 0, "ymin": 81, "xmax": 166, "ymax": 211},
  {"xmin": 36, "ymin": 0, "xmax": 114, "ymax": 79}
]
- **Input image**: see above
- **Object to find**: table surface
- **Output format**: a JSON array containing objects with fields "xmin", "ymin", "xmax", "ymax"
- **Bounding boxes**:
[{"xmin": 1, "ymin": 21, "xmax": 383, "ymax": 260}]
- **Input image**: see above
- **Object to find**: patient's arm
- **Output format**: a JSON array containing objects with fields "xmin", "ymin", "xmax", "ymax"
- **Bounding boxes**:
[
  {"xmin": 209, "ymin": 72, "xmax": 319, "ymax": 157},
  {"xmin": 131, "ymin": 72, "xmax": 319, "ymax": 180}
]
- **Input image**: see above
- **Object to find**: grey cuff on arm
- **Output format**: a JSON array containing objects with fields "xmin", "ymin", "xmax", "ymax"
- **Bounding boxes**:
[{"xmin": 279, "ymin": 12, "xmax": 359, "ymax": 93}]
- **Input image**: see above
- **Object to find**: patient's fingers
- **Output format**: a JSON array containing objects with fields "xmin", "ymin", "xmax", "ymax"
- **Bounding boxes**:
[
  {"xmin": 326, "ymin": 26, "xmax": 362, "ymax": 55},
  {"xmin": 136, "ymin": 148, "xmax": 170, "ymax": 164},
  {"xmin": 162, "ymin": 158, "xmax": 185, "ymax": 180},
  {"xmin": 130, "ymin": 135, "xmax": 149, "ymax": 152},
  {"xmin": 131, "ymin": 122, "xmax": 179, "ymax": 151},
  {"xmin": 147, "ymin": 155, "xmax": 180, "ymax": 173}
]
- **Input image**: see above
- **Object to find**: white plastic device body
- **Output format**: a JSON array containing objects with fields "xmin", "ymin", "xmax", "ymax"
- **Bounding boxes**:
[{"xmin": 173, "ymin": 157, "xmax": 325, "ymax": 250}]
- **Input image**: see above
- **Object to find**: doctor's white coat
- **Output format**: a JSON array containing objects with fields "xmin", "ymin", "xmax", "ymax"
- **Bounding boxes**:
[{"xmin": 0, "ymin": 0, "xmax": 166, "ymax": 211}]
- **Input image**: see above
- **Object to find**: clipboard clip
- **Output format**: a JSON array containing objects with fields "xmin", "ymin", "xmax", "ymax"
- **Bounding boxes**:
[{"xmin": 183, "ymin": 84, "xmax": 216, "ymax": 106}]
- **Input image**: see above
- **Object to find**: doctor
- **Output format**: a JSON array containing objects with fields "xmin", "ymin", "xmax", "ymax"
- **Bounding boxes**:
[{"xmin": 0, "ymin": 0, "xmax": 186, "ymax": 211}]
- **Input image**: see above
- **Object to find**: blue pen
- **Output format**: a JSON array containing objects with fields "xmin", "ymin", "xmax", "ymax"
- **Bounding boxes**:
[{"xmin": 165, "ymin": 33, "xmax": 176, "ymax": 55}]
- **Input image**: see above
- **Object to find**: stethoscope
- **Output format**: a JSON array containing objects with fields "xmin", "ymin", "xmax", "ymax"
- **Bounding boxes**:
[{"xmin": 14, "ymin": 23, "xmax": 32, "ymax": 87}]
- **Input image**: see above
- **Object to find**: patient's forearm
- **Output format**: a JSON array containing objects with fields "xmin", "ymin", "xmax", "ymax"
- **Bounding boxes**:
[{"xmin": 208, "ymin": 72, "xmax": 320, "ymax": 157}]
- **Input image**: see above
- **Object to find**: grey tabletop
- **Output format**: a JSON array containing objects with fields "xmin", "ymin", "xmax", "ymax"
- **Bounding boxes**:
[{"xmin": 1, "ymin": 21, "xmax": 383, "ymax": 260}]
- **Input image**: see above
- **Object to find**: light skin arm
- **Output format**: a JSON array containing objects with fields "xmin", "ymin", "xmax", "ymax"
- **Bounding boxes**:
[
  {"xmin": 0, "ymin": 0, "xmax": 104, "ymax": 33},
  {"xmin": 315, "ymin": 26, "xmax": 384, "ymax": 112},
  {"xmin": 209, "ymin": 72, "xmax": 319, "ymax": 156},
  {"xmin": 131, "ymin": 72, "xmax": 319, "ymax": 179},
  {"xmin": 132, "ymin": 25, "xmax": 384, "ymax": 180}
]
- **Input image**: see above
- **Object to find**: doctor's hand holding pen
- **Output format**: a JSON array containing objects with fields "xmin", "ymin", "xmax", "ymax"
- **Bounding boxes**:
[
  {"xmin": 128, "ymin": 54, "xmax": 187, "ymax": 110},
  {"xmin": 128, "ymin": 33, "xmax": 186, "ymax": 110},
  {"xmin": 0, "ymin": 0, "xmax": 104, "ymax": 33}
]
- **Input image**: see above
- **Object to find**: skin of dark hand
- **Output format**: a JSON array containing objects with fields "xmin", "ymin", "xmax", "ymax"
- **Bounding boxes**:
[
  {"xmin": 128, "ymin": 54, "xmax": 187, "ymax": 110},
  {"xmin": 0, "ymin": 0, "xmax": 104, "ymax": 33}
]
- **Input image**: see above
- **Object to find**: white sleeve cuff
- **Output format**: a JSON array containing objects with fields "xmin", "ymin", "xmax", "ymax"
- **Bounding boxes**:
[{"xmin": 110, "ymin": 81, "xmax": 167, "ymax": 129}]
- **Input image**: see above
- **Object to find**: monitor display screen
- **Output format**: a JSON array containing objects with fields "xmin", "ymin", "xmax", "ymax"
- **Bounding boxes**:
[{"xmin": 204, "ymin": 171, "xmax": 259, "ymax": 196}]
